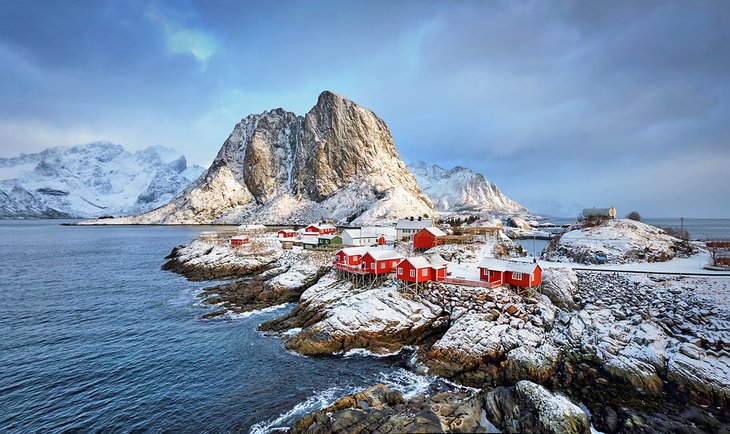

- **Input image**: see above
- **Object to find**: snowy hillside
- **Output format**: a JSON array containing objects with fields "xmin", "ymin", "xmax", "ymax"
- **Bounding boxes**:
[
  {"xmin": 0, "ymin": 142, "xmax": 204, "ymax": 218},
  {"xmin": 408, "ymin": 161, "xmax": 527, "ymax": 215},
  {"xmin": 543, "ymin": 218, "xmax": 696, "ymax": 264},
  {"xmin": 99, "ymin": 91, "xmax": 436, "ymax": 225}
]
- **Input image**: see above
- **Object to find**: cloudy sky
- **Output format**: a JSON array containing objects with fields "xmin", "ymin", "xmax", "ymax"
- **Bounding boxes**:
[{"xmin": 1, "ymin": 1, "xmax": 728, "ymax": 217}]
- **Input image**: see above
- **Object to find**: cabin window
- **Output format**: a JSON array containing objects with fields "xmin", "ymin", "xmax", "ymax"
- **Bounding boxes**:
[
  {"xmin": 410, "ymin": 270, "xmax": 415, "ymax": 277},
  {"xmin": 421, "ymin": 269, "xmax": 427, "ymax": 277},
  {"xmin": 398, "ymin": 268, "xmax": 403, "ymax": 275},
  {"xmin": 513, "ymin": 272, "xmax": 522, "ymax": 280},
  {"xmin": 380, "ymin": 263, "xmax": 385, "ymax": 269},
  {"xmin": 371, "ymin": 263, "xmax": 376, "ymax": 269}
]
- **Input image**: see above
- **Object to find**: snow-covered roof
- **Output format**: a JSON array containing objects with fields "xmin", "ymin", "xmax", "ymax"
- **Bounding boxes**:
[
  {"xmin": 364, "ymin": 250, "xmax": 402, "ymax": 261},
  {"xmin": 301, "ymin": 237, "xmax": 319, "ymax": 245},
  {"xmin": 396, "ymin": 218, "xmax": 434, "ymax": 230},
  {"xmin": 342, "ymin": 228, "xmax": 379, "ymax": 239},
  {"xmin": 420, "ymin": 227, "xmax": 447, "ymax": 237},
  {"xmin": 308, "ymin": 223, "xmax": 336, "ymax": 230},
  {"xmin": 402, "ymin": 254, "xmax": 447, "ymax": 270},
  {"xmin": 337, "ymin": 246, "xmax": 370, "ymax": 256},
  {"xmin": 230, "ymin": 235, "xmax": 249, "ymax": 241},
  {"xmin": 478, "ymin": 258, "xmax": 540, "ymax": 274},
  {"xmin": 278, "ymin": 228, "xmax": 296, "ymax": 233}
]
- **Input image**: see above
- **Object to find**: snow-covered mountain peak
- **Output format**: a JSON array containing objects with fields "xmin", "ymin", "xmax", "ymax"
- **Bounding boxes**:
[
  {"xmin": 107, "ymin": 91, "xmax": 435, "ymax": 225},
  {"xmin": 408, "ymin": 161, "xmax": 527, "ymax": 215}
]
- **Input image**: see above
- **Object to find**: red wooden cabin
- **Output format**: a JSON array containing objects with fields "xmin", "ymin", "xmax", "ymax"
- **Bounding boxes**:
[
  {"xmin": 361, "ymin": 250, "xmax": 403, "ymax": 275},
  {"xmin": 305, "ymin": 223, "xmax": 337, "ymax": 235},
  {"xmin": 334, "ymin": 247, "xmax": 370, "ymax": 266},
  {"xmin": 396, "ymin": 255, "xmax": 448, "ymax": 283},
  {"xmin": 477, "ymin": 258, "xmax": 542, "ymax": 288},
  {"xmin": 230, "ymin": 236, "xmax": 250, "ymax": 247},
  {"xmin": 277, "ymin": 229, "xmax": 297, "ymax": 238},
  {"xmin": 413, "ymin": 227, "xmax": 447, "ymax": 250}
]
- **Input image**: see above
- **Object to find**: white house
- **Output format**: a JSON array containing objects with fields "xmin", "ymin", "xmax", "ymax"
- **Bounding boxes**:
[
  {"xmin": 395, "ymin": 217, "xmax": 434, "ymax": 241},
  {"xmin": 341, "ymin": 229, "xmax": 379, "ymax": 246}
]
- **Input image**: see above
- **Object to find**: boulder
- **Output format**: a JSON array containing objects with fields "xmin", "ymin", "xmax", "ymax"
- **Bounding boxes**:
[{"xmin": 483, "ymin": 381, "xmax": 590, "ymax": 434}]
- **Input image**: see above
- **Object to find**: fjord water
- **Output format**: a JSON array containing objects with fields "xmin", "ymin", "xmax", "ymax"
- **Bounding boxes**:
[{"xmin": 0, "ymin": 221, "xmax": 429, "ymax": 433}]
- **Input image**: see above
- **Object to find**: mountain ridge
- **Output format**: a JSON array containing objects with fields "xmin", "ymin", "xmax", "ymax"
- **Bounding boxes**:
[{"xmin": 0, "ymin": 141, "xmax": 204, "ymax": 218}]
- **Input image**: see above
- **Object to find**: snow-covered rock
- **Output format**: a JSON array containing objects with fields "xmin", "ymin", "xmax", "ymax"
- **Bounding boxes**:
[
  {"xmin": 408, "ymin": 161, "xmax": 527, "ymax": 215},
  {"xmin": 541, "ymin": 268, "xmax": 579, "ymax": 309},
  {"xmin": 261, "ymin": 276, "xmax": 445, "ymax": 355},
  {"xmin": 543, "ymin": 218, "xmax": 696, "ymax": 264},
  {"xmin": 102, "ymin": 91, "xmax": 435, "ymax": 225},
  {"xmin": 0, "ymin": 142, "xmax": 203, "ymax": 218}
]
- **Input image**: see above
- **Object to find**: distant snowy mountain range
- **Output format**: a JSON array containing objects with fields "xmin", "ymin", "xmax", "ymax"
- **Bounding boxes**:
[
  {"xmin": 408, "ymin": 161, "xmax": 527, "ymax": 215},
  {"xmin": 0, "ymin": 142, "xmax": 204, "ymax": 218}
]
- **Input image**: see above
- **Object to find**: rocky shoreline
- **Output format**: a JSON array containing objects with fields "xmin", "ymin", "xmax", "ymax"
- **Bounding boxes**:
[{"xmin": 164, "ymin": 234, "xmax": 729, "ymax": 433}]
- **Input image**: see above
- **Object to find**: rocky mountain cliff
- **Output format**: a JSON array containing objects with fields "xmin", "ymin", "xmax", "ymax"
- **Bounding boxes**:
[
  {"xmin": 408, "ymin": 161, "xmax": 528, "ymax": 215},
  {"xmin": 0, "ymin": 142, "xmax": 203, "ymax": 218},
  {"xmin": 112, "ymin": 91, "xmax": 435, "ymax": 225}
]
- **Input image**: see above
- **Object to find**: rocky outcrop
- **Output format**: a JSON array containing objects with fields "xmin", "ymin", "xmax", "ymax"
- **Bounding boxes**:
[
  {"xmin": 408, "ymin": 161, "xmax": 527, "ymax": 215},
  {"xmin": 198, "ymin": 264, "xmax": 328, "ymax": 318},
  {"xmin": 259, "ymin": 276, "xmax": 446, "ymax": 355},
  {"xmin": 543, "ymin": 218, "xmax": 696, "ymax": 264},
  {"xmin": 290, "ymin": 384, "xmax": 484, "ymax": 433},
  {"xmin": 104, "ymin": 91, "xmax": 435, "ymax": 225},
  {"xmin": 483, "ymin": 381, "xmax": 590, "ymax": 434},
  {"xmin": 162, "ymin": 238, "xmax": 279, "ymax": 281}
]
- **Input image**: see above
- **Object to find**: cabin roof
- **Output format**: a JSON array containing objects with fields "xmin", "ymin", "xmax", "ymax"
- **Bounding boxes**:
[
  {"xmin": 309, "ymin": 223, "xmax": 336, "ymax": 230},
  {"xmin": 364, "ymin": 250, "xmax": 402, "ymax": 261},
  {"xmin": 337, "ymin": 246, "xmax": 370, "ymax": 256},
  {"xmin": 478, "ymin": 258, "xmax": 540, "ymax": 274},
  {"xmin": 396, "ymin": 218, "xmax": 434, "ymax": 230},
  {"xmin": 402, "ymin": 254, "xmax": 447, "ymax": 270},
  {"xmin": 420, "ymin": 227, "xmax": 447, "ymax": 237}
]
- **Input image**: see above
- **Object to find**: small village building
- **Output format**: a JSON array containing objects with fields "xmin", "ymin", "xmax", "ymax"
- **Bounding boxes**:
[
  {"xmin": 277, "ymin": 229, "xmax": 297, "ymax": 238},
  {"xmin": 582, "ymin": 207, "xmax": 616, "ymax": 219},
  {"xmin": 318, "ymin": 234, "xmax": 342, "ymax": 246},
  {"xmin": 413, "ymin": 227, "xmax": 447, "ymax": 250},
  {"xmin": 361, "ymin": 250, "xmax": 403, "ymax": 275},
  {"xmin": 230, "ymin": 236, "xmax": 250, "ymax": 247},
  {"xmin": 477, "ymin": 258, "xmax": 542, "ymax": 288},
  {"xmin": 334, "ymin": 246, "xmax": 371, "ymax": 266},
  {"xmin": 396, "ymin": 254, "xmax": 448, "ymax": 284},
  {"xmin": 301, "ymin": 237, "xmax": 319, "ymax": 250},
  {"xmin": 395, "ymin": 217, "xmax": 434, "ymax": 241},
  {"xmin": 341, "ymin": 229, "xmax": 379, "ymax": 246},
  {"xmin": 305, "ymin": 223, "xmax": 337, "ymax": 234}
]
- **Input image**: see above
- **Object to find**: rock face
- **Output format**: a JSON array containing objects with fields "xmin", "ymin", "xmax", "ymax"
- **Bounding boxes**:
[
  {"xmin": 483, "ymin": 381, "xmax": 590, "ymax": 434},
  {"xmin": 260, "ymin": 276, "xmax": 445, "ymax": 355},
  {"xmin": 290, "ymin": 384, "xmax": 484, "ymax": 434},
  {"xmin": 110, "ymin": 91, "xmax": 435, "ymax": 225},
  {"xmin": 408, "ymin": 161, "xmax": 527, "ymax": 215},
  {"xmin": 543, "ymin": 218, "xmax": 696, "ymax": 264},
  {"xmin": 0, "ymin": 142, "xmax": 203, "ymax": 218}
]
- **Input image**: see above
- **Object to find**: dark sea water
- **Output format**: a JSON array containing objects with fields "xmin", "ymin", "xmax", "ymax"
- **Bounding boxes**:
[{"xmin": 0, "ymin": 221, "xmax": 442, "ymax": 433}]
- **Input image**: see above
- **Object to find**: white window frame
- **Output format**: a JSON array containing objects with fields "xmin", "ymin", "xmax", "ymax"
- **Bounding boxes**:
[
  {"xmin": 371, "ymin": 262, "xmax": 376, "ymax": 269},
  {"xmin": 410, "ymin": 269, "xmax": 415, "ymax": 277},
  {"xmin": 421, "ymin": 269, "xmax": 427, "ymax": 277},
  {"xmin": 513, "ymin": 272, "xmax": 522, "ymax": 280},
  {"xmin": 397, "ymin": 268, "xmax": 403, "ymax": 275},
  {"xmin": 380, "ymin": 262, "xmax": 385, "ymax": 269}
]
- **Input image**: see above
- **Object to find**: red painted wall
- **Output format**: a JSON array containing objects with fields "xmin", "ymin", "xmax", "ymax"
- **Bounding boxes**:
[
  {"xmin": 413, "ymin": 229, "xmax": 438, "ymax": 250},
  {"xmin": 396, "ymin": 260, "xmax": 440, "ymax": 283},
  {"xmin": 362, "ymin": 253, "xmax": 400, "ymax": 274}
]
